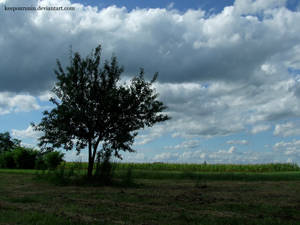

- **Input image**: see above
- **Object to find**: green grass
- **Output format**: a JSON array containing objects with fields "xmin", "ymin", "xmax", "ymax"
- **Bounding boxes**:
[
  {"xmin": 0, "ymin": 172, "xmax": 300, "ymax": 225},
  {"xmin": 0, "ymin": 209, "xmax": 87, "ymax": 225}
]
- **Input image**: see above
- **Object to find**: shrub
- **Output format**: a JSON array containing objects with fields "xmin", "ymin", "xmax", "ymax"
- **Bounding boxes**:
[
  {"xmin": 94, "ymin": 151, "xmax": 116, "ymax": 185},
  {"xmin": 0, "ymin": 151, "xmax": 16, "ymax": 168},
  {"xmin": 13, "ymin": 147, "xmax": 38, "ymax": 169},
  {"xmin": 44, "ymin": 151, "xmax": 64, "ymax": 170},
  {"xmin": 121, "ymin": 167, "xmax": 135, "ymax": 187},
  {"xmin": 35, "ymin": 154, "xmax": 47, "ymax": 170}
]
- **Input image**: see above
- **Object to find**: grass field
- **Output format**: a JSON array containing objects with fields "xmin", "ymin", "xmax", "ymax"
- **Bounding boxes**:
[{"xmin": 0, "ymin": 163, "xmax": 300, "ymax": 225}]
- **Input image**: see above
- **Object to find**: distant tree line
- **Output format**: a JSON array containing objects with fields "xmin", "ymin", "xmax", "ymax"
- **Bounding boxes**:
[{"xmin": 0, "ymin": 132, "xmax": 64, "ymax": 170}]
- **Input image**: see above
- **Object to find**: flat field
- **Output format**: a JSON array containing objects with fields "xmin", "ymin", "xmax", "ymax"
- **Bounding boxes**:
[{"xmin": 0, "ymin": 165, "xmax": 300, "ymax": 225}]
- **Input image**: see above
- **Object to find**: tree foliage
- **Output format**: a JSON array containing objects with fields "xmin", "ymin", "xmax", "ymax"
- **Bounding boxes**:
[
  {"xmin": 33, "ymin": 45, "xmax": 170, "ymax": 178},
  {"xmin": 0, "ymin": 132, "xmax": 21, "ymax": 153}
]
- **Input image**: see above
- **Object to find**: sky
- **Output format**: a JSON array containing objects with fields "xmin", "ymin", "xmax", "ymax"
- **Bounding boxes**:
[{"xmin": 1, "ymin": 0, "xmax": 300, "ymax": 164}]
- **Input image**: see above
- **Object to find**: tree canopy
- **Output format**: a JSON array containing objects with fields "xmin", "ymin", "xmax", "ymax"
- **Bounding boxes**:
[
  {"xmin": 33, "ymin": 45, "xmax": 170, "ymax": 178},
  {"xmin": 0, "ymin": 132, "xmax": 21, "ymax": 153}
]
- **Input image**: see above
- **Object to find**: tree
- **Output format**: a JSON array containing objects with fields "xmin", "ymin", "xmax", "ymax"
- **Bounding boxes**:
[
  {"xmin": 33, "ymin": 45, "xmax": 170, "ymax": 178},
  {"xmin": 0, "ymin": 132, "xmax": 21, "ymax": 153}
]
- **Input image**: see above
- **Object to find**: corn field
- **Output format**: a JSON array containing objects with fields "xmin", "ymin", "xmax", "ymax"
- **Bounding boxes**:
[{"xmin": 66, "ymin": 162, "xmax": 300, "ymax": 173}]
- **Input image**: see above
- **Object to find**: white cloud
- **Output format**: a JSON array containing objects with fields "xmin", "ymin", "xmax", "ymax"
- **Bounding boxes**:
[
  {"xmin": 1, "ymin": 0, "xmax": 300, "ymax": 147},
  {"xmin": 273, "ymin": 140, "xmax": 300, "ymax": 155},
  {"xmin": 251, "ymin": 124, "xmax": 271, "ymax": 134},
  {"xmin": 155, "ymin": 77, "xmax": 300, "ymax": 138},
  {"xmin": 167, "ymin": 2, "xmax": 175, "ymax": 10},
  {"xmin": 0, "ymin": 92, "xmax": 40, "ymax": 115},
  {"xmin": 274, "ymin": 122, "xmax": 300, "ymax": 137},
  {"xmin": 135, "ymin": 125, "xmax": 167, "ymax": 145},
  {"xmin": 234, "ymin": 0, "xmax": 286, "ymax": 15},
  {"xmin": 216, "ymin": 146, "xmax": 237, "ymax": 155},
  {"xmin": 11, "ymin": 125, "xmax": 42, "ymax": 139},
  {"xmin": 228, "ymin": 146, "xmax": 236, "ymax": 154},
  {"xmin": 151, "ymin": 147, "xmax": 299, "ymax": 164},
  {"xmin": 38, "ymin": 91, "xmax": 56, "ymax": 102},
  {"xmin": 1, "ymin": 0, "xmax": 300, "ymax": 91},
  {"xmin": 153, "ymin": 152, "xmax": 180, "ymax": 162},
  {"xmin": 122, "ymin": 153, "xmax": 147, "ymax": 163},
  {"xmin": 227, "ymin": 140, "xmax": 248, "ymax": 145},
  {"xmin": 164, "ymin": 139, "xmax": 200, "ymax": 150},
  {"xmin": 20, "ymin": 142, "xmax": 38, "ymax": 149}
]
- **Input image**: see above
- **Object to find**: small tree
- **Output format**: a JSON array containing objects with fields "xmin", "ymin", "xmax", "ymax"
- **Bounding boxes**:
[{"xmin": 33, "ymin": 45, "xmax": 170, "ymax": 178}]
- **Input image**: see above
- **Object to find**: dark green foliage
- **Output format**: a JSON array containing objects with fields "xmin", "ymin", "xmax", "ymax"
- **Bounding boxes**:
[
  {"xmin": 114, "ymin": 162, "xmax": 300, "ymax": 172},
  {"xmin": 43, "ymin": 151, "xmax": 65, "ymax": 170},
  {"xmin": 0, "ymin": 132, "xmax": 21, "ymax": 153},
  {"xmin": 0, "ymin": 136, "xmax": 63, "ymax": 170},
  {"xmin": 13, "ymin": 147, "xmax": 38, "ymax": 169},
  {"xmin": 93, "ymin": 150, "xmax": 116, "ymax": 185},
  {"xmin": 33, "ymin": 44, "xmax": 170, "ymax": 178},
  {"xmin": 34, "ymin": 151, "xmax": 64, "ymax": 170},
  {"xmin": 0, "ymin": 151, "xmax": 16, "ymax": 168},
  {"xmin": 0, "ymin": 147, "xmax": 38, "ymax": 169},
  {"xmin": 121, "ymin": 167, "xmax": 135, "ymax": 187},
  {"xmin": 34, "ymin": 155, "xmax": 47, "ymax": 170},
  {"xmin": 0, "ymin": 147, "xmax": 37, "ymax": 169},
  {"xmin": 0, "ymin": 132, "xmax": 37, "ymax": 169}
]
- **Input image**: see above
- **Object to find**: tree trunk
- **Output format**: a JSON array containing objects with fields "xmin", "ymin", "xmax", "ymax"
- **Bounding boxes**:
[
  {"xmin": 87, "ymin": 141, "xmax": 94, "ymax": 179},
  {"xmin": 87, "ymin": 137, "xmax": 101, "ymax": 179},
  {"xmin": 87, "ymin": 159, "xmax": 94, "ymax": 179}
]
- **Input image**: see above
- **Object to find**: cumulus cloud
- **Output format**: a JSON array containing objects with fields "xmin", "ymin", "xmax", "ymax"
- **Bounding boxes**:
[
  {"xmin": 134, "ymin": 124, "xmax": 171, "ymax": 145},
  {"xmin": 11, "ymin": 125, "xmax": 42, "ymax": 139},
  {"xmin": 251, "ymin": 124, "xmax": 271, "ymax": 134},
  {"xmin": 273, "ymin": 140, "xmax": 300, "ymax": 155},
  {"xmin": 228, "ymin": 146, "xmax": 236, "ymax": 153},
  {"xmin": 273, "ymin": 122, "xmax": 300, "ymax": 137},
  {"xmin": 164, "ymin": 139, "xmax": 200, "ymax": 150},
  {"xmin": 1, "ymin": 0, "xmax": 300, "ymax": 148},
  {"xmin": 1, "ymin": 0, "xmax": 300, "ymax": 92},
  {"xmin": 151, "ymin": 147, "xmax": 296, "ymax": 164},
  {"xmin": 153, "ymin": 152, "xmax": 180, "ymax": 162},
  {"xmin": 233, "ymin": 0, "xmax": 286, "ymax": 15},
  {"xmin": 122, "ymin": 153, "xmax": 147, "ymax": 162},
  {"xmin": 0, "ymin": 92, "xmax": 40, "ymax": 115},
  {"xmin": 154, "ymin": 76, "xmax": 300, "ymax": 138},
  {"xmin": 38, "ymin": 91, "xmax": 56, "ymax": 102},
  {"xmin": 227, "ymin": 140, "xmax": 248, "ymax": 145}
]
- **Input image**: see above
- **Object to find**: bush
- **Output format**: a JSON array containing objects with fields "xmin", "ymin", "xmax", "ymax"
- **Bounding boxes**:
[
  {"xmin": 94, "ymin": 151, "xmax": 117, "ymax": 185},
  {"xmin": 0, "ymin": 151, "xmax": 16, "ymax": 168},
  {"xmin": 0, "ymin": 147, "xmax": 64, "ymax": 170},
  {"xmin": 13, "ymin": 147, "xmax": 38, "ymax": 169},
  {"xmin": 121, "ymin": 167, "xmax": 135, "ymax": 187},
  {"xmin": 44, "ymin": 151, "xmax": 64, "ymax": 170},
  {"xmin": 35, "ymin": 154, "xmax": 47, "ymax": 170},
  {"xmin": 0, "ymin": 147, "xmax": 38, "ymax": 169}
]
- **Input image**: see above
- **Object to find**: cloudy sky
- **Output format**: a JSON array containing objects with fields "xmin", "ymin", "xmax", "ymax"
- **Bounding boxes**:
[{"xmin": 1, "ymin": 0, "xmax": 300, "ymax": 164}]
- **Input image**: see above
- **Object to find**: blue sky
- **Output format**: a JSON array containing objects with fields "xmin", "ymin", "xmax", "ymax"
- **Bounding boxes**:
[
  {"xmin": 75, "ymin": 0, "xmax": 234, "ymax": 13},
  {"xmin": 1, "ymin": 0, "xmax": 300, "ymax": 164}
]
